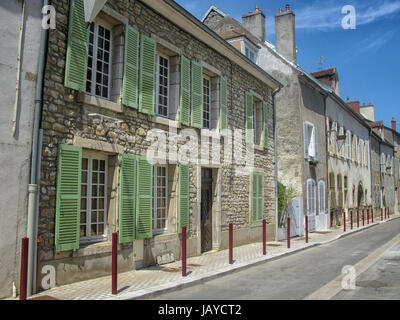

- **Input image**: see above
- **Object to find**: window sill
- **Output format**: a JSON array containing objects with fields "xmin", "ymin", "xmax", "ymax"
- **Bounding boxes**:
[
  {"xmin": 254, "ymin": 145, "xmax": 265, "ymax": 152},
  {"xmin": 73, "ymin": 239, "xmax": 112, "ymax": 258},
  {"xmin": 152, "ymin": 115, "xmax": 180, "ymax": 128},
  {"xmin": 78, "ymin": 93, "xmax": 123, "ymax": 113}
]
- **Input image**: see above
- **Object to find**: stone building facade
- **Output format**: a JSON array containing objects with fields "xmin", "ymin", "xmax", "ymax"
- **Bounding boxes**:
[
  {"xmin": 203, "ymin": 5, "xmax": 329, "ymax": 232},
  {"xmin": 35, "ymin": 0, "xmax": 280, "ymax": 290},
  {"xmin": 0, "ymin": 0, "xmax": 42, "ymax": 299},
  {"xmin": 325, "ymin": 90, "xmax": 372, "ymax": 227}
]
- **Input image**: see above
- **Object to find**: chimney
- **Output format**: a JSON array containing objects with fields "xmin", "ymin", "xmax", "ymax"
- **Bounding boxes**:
[
  {"xmin": 242, "ymin": 6, "xmax": 266, "ymax": 42},
  {"xmin": 275, "ymin": 4, "xmax": 297, "ymax": 63},
  {"xmin": 347, "ymin": 100, "xmax": 360, "ymax": 114},
  {"xmin": 392, "ymin": 117, "xmax": 397, "ymax": 132}
]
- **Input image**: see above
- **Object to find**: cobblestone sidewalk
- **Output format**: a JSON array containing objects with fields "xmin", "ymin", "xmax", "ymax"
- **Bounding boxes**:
[{"xmin": 11, "ymin": 215, "xmax": 399, "ymax": 300}]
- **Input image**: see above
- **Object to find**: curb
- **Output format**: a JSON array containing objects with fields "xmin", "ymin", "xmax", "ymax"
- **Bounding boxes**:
[{"xmin": 112, "ymin": 216, "xmax": 400, "ymax": 300}]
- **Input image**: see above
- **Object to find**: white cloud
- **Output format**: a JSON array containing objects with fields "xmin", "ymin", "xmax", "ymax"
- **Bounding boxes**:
[{"xmin": 281, "ymin": 0, "xmax": 400, "ymax": 32}]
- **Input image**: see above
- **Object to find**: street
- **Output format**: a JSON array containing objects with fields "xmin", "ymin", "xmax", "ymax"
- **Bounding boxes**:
[{"xmin": 149, "ymin": 218, "xmax": 400, "ymax": 300}]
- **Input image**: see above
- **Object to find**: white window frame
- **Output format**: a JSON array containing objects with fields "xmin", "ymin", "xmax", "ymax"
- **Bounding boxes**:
[
  {"xmin": 318, "ymin": 180, "xmax": 326, "ymax": 215},
  {"xmin": 155, "ymin": 52, "xmax": 170, "ymax": 118},
  {"xmin": 304, "ymin": 122, "xmax": 318, "ymax": 160},
  {"xmin": 86, "ymin": 20, "xmax": 113, "ymax": 100},
  {"xmin": 80, "ymin": 152, "xmax": 108, "ymax": 242},
  {"xmin": 203, "ymin": 74, "xmax": 211, "ymax": 129},
  {"xmin": 245, "ymin": 46, "xmax": 256, "ymax": 63},
  {"xmin": 346, "ymin": 130, "xmax": 352, "ymax": 160},
  {"xmin": 307, "ymin": 179, "xmax": 317, "ymax": 216},
  {"xmin": 153, "ymin": 165, "xmax": 169, "ymax": 234}
]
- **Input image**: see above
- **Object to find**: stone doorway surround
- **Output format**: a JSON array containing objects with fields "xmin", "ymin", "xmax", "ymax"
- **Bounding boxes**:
[{"xmin": 195, "ymin": 165, "xmax": 222, "ymax": 255}]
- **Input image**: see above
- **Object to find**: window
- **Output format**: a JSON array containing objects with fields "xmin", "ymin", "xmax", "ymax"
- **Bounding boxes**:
[
  {"xmin": 153, "ymin": 166, "xmax": 168, "ymax": 233},
  {"xmin": 304, "ymin": 122, "xmax": 318, "ymax": 160},
  {"xmin": 86, "ymin": 22, "xmax": 112, "ymax": 99},
  {"xmin": 156, "ymin": 54, "xmax": 169, "ymax": 117},
  {"xmin": 346, "ymin": 130, "xmax": 352, "ymax": 160},
  {"xmin": 318, "ymin": 181, "xmax": 326, "ymax": 215},
  {"xmin": 245, "ymin": 46, "xmax": 256, "ymax": 63},
  {"xmin": 339, "ymin": 127, "xmax": 345, "ymax": 158},
  {"xmin": 203, "ymin": 75, "xmax": 211, "ymax": 129},
  {"xmin": 307, "ymin": 179, "xmax": 316, "ymax": 215},
  {"xmin": 80, "ymin": 155, "xmax": 107, "ymax": 240},
  {"xmin": 253, "ymin": 100, "xmax": 263, "ymax": 145}
]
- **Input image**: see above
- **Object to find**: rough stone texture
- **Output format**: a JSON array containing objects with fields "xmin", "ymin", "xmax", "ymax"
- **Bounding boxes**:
[{"xmin": 37, "ymin": 0, "xmax": 277, "ymax": 288}]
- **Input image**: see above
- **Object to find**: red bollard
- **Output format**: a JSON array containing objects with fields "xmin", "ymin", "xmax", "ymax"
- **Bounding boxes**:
[
  {"xmin": 385, "ymin": 208, "xmax": 387, "ymax": 220},
  {"xmin": 381, "ymin": 208, "xmax": 383, "ymax": 221},
  {"xmin": 305, "ymin": 216, "xmax": 309, "ymax": 244},
  {"xmin": 287, "ymin": 217, "xmax": 290, "ymax": 249},
  {"xmin": 229, "ymin": 223, "xmax": 233, "ymax": 264},
  {"xmin": 262, "ymin": 220, "xmax": 266, "ymax": 255},
  {"xmin": 112, "ymin": 232, "xmax": 118, "ymax": 294},
  {"xmin": 182, "ymin": 226, "xmax": 187, "ymax": 276},
  {"xmin": 367, "ymin": 209, "xmax": 370, "ymax": 225},
  {"xmin": 343, "ymin": 211, "xmax": 346, "ymax": 232},
  {"xmin": 350, "ymin": 211, "xmax": 353, "ymax": 230},
  {"xmin": 20, "ymin": 237, "xmax": 29, "ymax": 300},
  {"xmin": 371, "ymin": 208, "xmax": 374, "ymax": 223},
  {"xmin": 362, "ymin": 210, "xmax": 365, "ymax": 226},
  {"xmin": 357, "ymin": 210, "xmax": 359, "ymax": 228}
]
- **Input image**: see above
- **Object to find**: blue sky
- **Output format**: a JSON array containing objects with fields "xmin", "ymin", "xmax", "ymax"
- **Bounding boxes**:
[{"xmin": 175, "ymin": 0, "xmax": 400, "ymax": 129}]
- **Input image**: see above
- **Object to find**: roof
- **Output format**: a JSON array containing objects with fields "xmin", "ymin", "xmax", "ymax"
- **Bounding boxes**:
[
  {"xmin": 310, "ymin": 68, "xmax": 339, "ymax": 80},
  {"xmin": 147, "ymin": 0, "xmax": 282, "ymax": 90},
  {"xmin": 201, "ymin": 5, "xmax": 228, "ymax": 22}
]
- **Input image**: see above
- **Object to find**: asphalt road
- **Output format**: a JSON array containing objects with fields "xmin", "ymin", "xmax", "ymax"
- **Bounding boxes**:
[{"xmin": 150, "ymin": 218, "xmax": 400, "ymax": 300}]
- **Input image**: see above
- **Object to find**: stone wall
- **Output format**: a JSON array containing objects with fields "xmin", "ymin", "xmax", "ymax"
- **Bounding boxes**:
[{"xmin": 37, "ymin": 0, "xmax": 277, "ymax": 287}]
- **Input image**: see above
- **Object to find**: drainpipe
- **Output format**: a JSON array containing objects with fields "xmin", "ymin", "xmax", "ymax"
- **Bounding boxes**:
[
  {"xmin": 12, "ymin": 0, "xmax": 25, "ymax": 137},
  {"xmin": 26, "ymin": 0, "xmax": 49, "ymax": 297},
  {"xmin": 272, "ymin": 86, "xmax": 282, "ymax": 241}
]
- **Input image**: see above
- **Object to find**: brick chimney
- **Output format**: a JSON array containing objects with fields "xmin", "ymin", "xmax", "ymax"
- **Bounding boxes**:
[
  {"xmin": 347, "ymin": 100, "xmax": 360, "ymax": 114},
  {"xmin": 392, "ymin": 117, "xmax": 397, "ymax": 132},
  {"xmin": 242, "ymin": 5, "xmax": 266, "ymax": 42},
  {"xmin": 275, "ymin": 4, "xmax": 297, "ymax": 63}
]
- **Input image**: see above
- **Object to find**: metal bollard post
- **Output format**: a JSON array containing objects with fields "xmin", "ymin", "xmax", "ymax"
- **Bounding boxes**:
[
  {"xmin": 112, "ymin": 232, "xmax": 118, "ymax": 295},
  {"xmin": 381, "ymin": 208, "xmax": 383, "ymax": 221},
  {"xmin": 362, "ymin": 209, "xmax": 365, "ymax": 226},
  {"xmin": 229, "ymin": 223, "xmax": 233, "ymax": 264},
  {"xmin": 263, "ymin": 219, "xmax": 266, "ymax": 256},
  {"xmin": 305, "ymin": 216, "xmax": 309, "ymax": 244},
  {"xmin": 182, "ymin": 226, "xmax": 187, "ymax": 276},
  {"xmin": 371, "ymin": 208, "xmax": 374, "ymax": 223},
  {"xmin": 357, "ymin": 210, "xmax": 359, "ymax": 228},
  {"xmin": 350, "ymin": 211, "xmax": 353, "ymax": 230},
  {"xmin": 388, "ymin": 208, "xmax": 390, "ymax": 218},
  {"xmin": 367, "ymin": 209, "xmax": 369, "ymax": 225},
  {"xmin": 287, "ymin": 217, "xmax": 290, "ymax": 249},
  {"xmin": 343, "ymin": 211, "xmax": 346, "ymax": 232},
  {"xmin": 20, "ymin": 237, "xmax": 29, "ymax": 300}
]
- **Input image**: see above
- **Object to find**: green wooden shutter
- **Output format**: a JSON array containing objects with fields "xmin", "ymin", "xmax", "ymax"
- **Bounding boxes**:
[
  {"xmin": 251, "ymin": 173, "xmax": 264, "ymax": 222},
  {"xmin": 55, "ymin": 144, "xmax": 82, "ymax": 252},
  {"xmin": 122, "ymin": 25, "xmax": 140, "ymax": 108},
  {"xmin": 119, "ymin": 154, "xmax": 136, "ymax": 243},
  {"xmin": 139, "ymin": 35, "xmax": 156, "ymax": 115},
  {"xmin": 180, "ymin": 55, "xmax": 191, "ymax": 126},
  {"xmin": 245, "ymin": 92, "xmax": 254, "ymax": 144},
  {"xmin": 64, "ymin": 0, "xmax": 88, "ymax": 91},
  {"xmin": 262, "ymin": 101, "xmax": 269, "ymax": 149},
  {"xmin": 219, "ymin": 76, "xmax": 228, "ymax": 133},
  {"xmin": 136, "ymin": 156, "xmax": 153, "ymax": 239},
  {"xmin": 191, "ymin": 61, "xmax": 203, "ymax": 128},
  {"xmin": 257, "ymin": 174, "xmax": 264, "ymax": 221},
  {"xmin": 178, "ymin": 164, "xmax": 190, "ymax": 233}
]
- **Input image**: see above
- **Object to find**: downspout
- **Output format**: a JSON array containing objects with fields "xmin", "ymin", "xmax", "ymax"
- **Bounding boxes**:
[
  {"xmin": 27, "ymin": 0, "xmax": 49, "ymax": 297},
  {"xmin": 272, "ymin": 86, "xmax": 282, "ymax": 241},
  {"xmin": 12, "ymin": 0, "xmax": 25, "ymax": 137},
  {"xmin": 324, "ymin": 95, "xmax": 330, "ymax": 228},
  {"xmin": 369, "ymin": 128, "xmax": 373, "ymax": 210}
]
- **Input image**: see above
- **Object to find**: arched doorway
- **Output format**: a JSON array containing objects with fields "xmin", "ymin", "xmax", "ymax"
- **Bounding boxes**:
[{"xmin": 357, "ymin": 183, "xmax": 364, "ymax": 208}]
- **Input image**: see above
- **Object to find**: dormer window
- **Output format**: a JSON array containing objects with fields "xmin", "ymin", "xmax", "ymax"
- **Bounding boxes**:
[{"xmin": 245, "ymin": 46, "xmax": 256, "ymax": 63}]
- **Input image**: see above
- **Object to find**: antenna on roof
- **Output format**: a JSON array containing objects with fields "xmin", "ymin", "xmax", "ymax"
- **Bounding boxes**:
[{"xmin": 315, "ymin": 56, "xmax": 324, "ymax": 70}]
